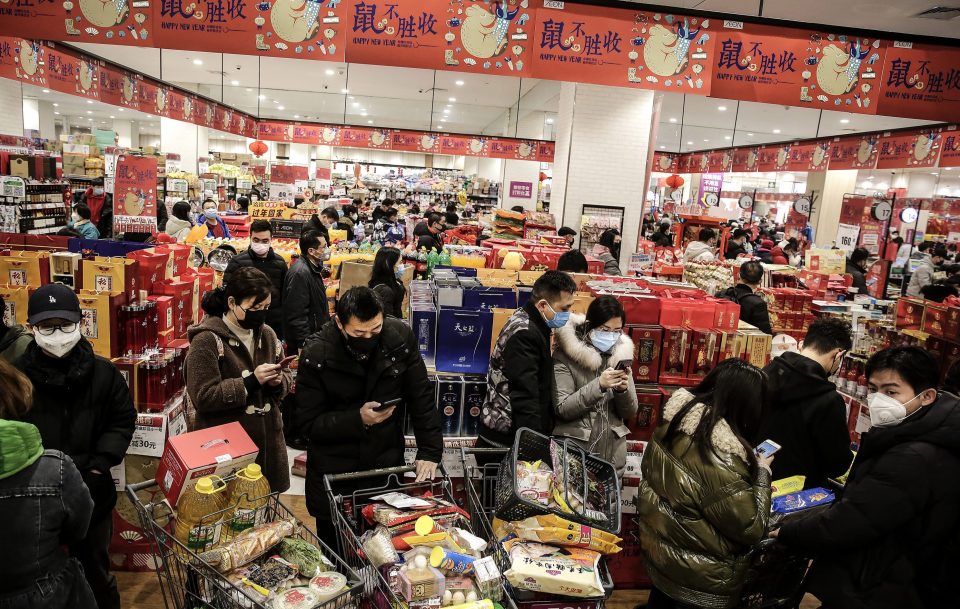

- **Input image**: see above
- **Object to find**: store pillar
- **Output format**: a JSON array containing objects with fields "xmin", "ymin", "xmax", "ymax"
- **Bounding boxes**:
[
  {"xmin": 502, "ymin": 106, "xmax": 548, "ymax": 212},
  {"xmin": 808, "ymin": 169, "xmax": 857, "ymax": 247},
  {"xmin": 0, "ymin": 79, "xmax": 24, "ymax": 137},
  {"xmin": 113, "ymin": 120, "xmax": 138, "ymax": 148},
  {"xmin": 551, "ymin": 83, "xmax": 658, "ymax": 268},
  {"xmin": 160, "ymin": 118, "xmax": 207, "ymax": 174}
]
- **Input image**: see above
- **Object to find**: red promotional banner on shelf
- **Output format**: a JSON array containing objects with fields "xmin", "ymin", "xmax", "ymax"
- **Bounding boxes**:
[
  {"xmin": 98, "ymin": 64, "xmax": 139, "ymax": 109},
  {"xmin": 269, "ymin": 164, "xmax": 309, "ymax": 184},
  {"xmin": 531, "ymin": 4, "xmax": 716, "ymax": 94},
  {"xmin": 345, "ymin": 0, "xmax": 534, "ymax": 77},
  {"xmin": 876, "ymin": 129, "xmax": 943, "ymax": 169},
  {"xmin": 732, "ymin": 147, "xmax": 761, "ymax": 172},
  {"xmin": 712, "ymin": 23, "xmax": 885, "ymax": 114},
  {"xmin": 392, "ymin": 131, "xmax": 441, "ymax": 153},
  {"xmin": 938, "ymin": 129, "xmax": 960, "ymax": 168},
  {"xmin": 877, "ymin": 43, "xmax": 960, "ymax": 121},
  {"xmin": 652, "ymin": 152, "xmax": 679, "ymax": 173},
  {"xmin": 153, "ymin": 0, "xmax": 347, "ymax": 62},
  {"xmin": 828, "ymin": 134, "xmax": 881, "ymax": 169},
  {"xmin": 114, "ymin": 155, "xmax": 159, "ymax": 235}
]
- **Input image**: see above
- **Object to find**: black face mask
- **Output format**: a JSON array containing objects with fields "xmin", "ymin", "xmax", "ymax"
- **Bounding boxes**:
[
  {"xmin": 236, "ymin": 307, "xmax": 267, "ymax": 330},
  {"xmin": 343, "ymin": 331, "xmax": 381, "ymax": 361}
]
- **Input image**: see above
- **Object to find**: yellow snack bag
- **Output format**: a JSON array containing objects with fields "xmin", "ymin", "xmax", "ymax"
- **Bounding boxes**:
[{"xmin": 771, "ymin": 475, "xmax": 806, "ymax": 498}]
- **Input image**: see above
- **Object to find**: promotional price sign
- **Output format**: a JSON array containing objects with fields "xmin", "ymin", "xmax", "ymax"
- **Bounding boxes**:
[
  {"xmin": 113, "ymin": 155, "xmax": 158, "ymax": 235},
  {"xmin": 248, "ymin": 201, "xmax": 290, "ymax": 220},
  {"xmin": 836, "ymin": 223, "xmax": 861, "ymax": 253}
]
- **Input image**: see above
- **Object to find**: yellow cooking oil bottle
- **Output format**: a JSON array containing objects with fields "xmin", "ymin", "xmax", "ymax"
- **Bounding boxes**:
[
  {"xmin": 224, "ymin": 463, "xmax": 271, "ymax": 538},
  {"xmin": 174, "ymin": 476, "xmax": 229, "ymax": 553}
]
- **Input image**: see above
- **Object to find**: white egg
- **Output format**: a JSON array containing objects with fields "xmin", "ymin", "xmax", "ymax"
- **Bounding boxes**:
[
  {"xmin": 414, "ymin": 554, "xmax": 428, "ymax": 569},
  {"xmin": 452, "ymin": 591, "xmax": 465, "ymax": 605},
  {"xmin": 466, "ymin": 591, "xmax": 478, "ymax": 602},
  {"xmin": 443, "ymin": 590, "xmax": 453, "ymax": 606}
]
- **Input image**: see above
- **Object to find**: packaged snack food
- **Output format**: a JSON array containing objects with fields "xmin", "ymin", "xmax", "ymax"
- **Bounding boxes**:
[
  {"xmin": 272, "ymin": 587, "xmax": 320, "ymax": 609},
  {"xmin": 360, "ymin": 525, "xmax": 401, "ymax": 568},
  {"xmin": 471, "ymin": 556, "xmax": 502, "ymax": 602},
  {"xmin": 198, "ymin": 519, "xmax": 298, "ymax": 572},
  {"xmin": 493, "ymin": 515, "xmax": 622, "ymax": 555},
  {"xmin": 515, "ymin": 460, "xmax": 552, "ymax": 505},
  {"xmin": 771, "ymin": 475, "xmax": 806, "ymax": 499},
  {"xmin": 502, "ymin": 537, "xmax": 604, "ymax": 598},
  {"xmin": 362, "ymin": 498, "xmax": 469, "ymax": 535},
  {"xmin": 309, "ymin": 572, "xmax": 348, "ymax": 601},
  {"xmin": 278, "ymin": 537, "xmax": 332, "ymax": 577},
  {"xmin": 772, "ymin": 488, "xmax": 835, "ymax": 514},
  {"xmin": 397, "ymin": 564, "xmax": 445, "ymax": 601},
  {"xmin": 429, "ymin": 546, "xmax": 477, "ymax": 574}
]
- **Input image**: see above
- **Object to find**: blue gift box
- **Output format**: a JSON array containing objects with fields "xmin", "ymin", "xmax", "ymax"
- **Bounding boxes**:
[
  {"xmin": 462, "ymin": 287, "xmax": 517, "ymax": 311},
  {"xmin": 461, "ymin": 375, "xmax": 486, "ymax": 437},
  {"xmin": 436, "ymin": 374, "xmax": 464, "ymax": 436},
  {"xmin": 435, "ymin": 308, "xmax": 493, "ymax": 374},
  {"xmin": 411, "ymin": 305, "xmax": 437, "ymax": 360},
  {"xmin": 68, "ymin": 238, "xmax": 153, "ymax": 256}
]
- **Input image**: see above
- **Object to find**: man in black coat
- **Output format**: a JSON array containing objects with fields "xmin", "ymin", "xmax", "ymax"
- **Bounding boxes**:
[
  {"xmin": 282, "ymin": 230, "xmax": 330, "ymax": 354},
  {"xmin": 295, "ymin": 287, "xmax": 443, "ymax": 548},
  {"xmin": 719, "ymin": 260, "xmax": 772, "ymax": 335},
  {"xmin": 760, "ymin": 317, "xmax": 854, "ymax": 489},
  {"xmin": 477, "ymin": 271, "xmax": 577, "ymax": 457},
  {"xmin": 724, "ymin": 228, "xmax": 749, "ymax": 259},
  {"xmin": 846, "ymin": 247, "xmax": 870, "ymax": 294},
  {"xmin": 17, "ymin": 283, "xmax": 136, "ymax": 609},
  {"xmin": 371, "ymin": 198, "xmax": 395, "ymax": 223},
  {"xmin": 414, "ymin": 212, "xmax": 445, "ymax": 253},
  {"xmin": 775, "ymin": 347, "xmax": 960, "ymax": 609},
  {"xmin": 224, "ymin": 219, "xmax": 288, "ymax": 340}
]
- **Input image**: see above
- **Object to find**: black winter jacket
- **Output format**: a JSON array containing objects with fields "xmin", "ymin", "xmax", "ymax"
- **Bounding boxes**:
[
  {"xmin": 725, "ymin": 241, "xmax": 748, "ymax": 260},
  {"xmin": 282, "ymin": 256, "xmax": 329, "ymax": 352},
  {"xmin": 779, "ymin": 393, "xmax": 960, "ymax": 609},
  {"xmin": 224, "ymin": 248, "xmax": 289, "ymax": 339},
  {"xmin": 18, "ymin": 339, "xmax": 136, "ymax": 521},
  {"xmin": 371, "ymin": 280, "xmax": 405, "ymax": 318},
  {"xmin": 479, "ymin": 300, "xmax": 555, "ymax": 447},
  {"xmin": 759, "ymin": 352, "xmax": 853, "ymax": 489},
  {"xmin": 295, "ymin": 318, "xmax": 443, "ymax": 516},
  {"xmin": 846, "ymin": 261, "xmax": 869, "ymax": 294},
  {"xmin": 720, "ymin": 284, "xmax": 772, "ymax": 335}
]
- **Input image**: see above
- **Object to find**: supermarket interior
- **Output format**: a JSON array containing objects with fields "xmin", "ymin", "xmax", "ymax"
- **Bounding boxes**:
[{"xmin": 1, "ymin": 1, "xmax": 960, "ymax": 609}]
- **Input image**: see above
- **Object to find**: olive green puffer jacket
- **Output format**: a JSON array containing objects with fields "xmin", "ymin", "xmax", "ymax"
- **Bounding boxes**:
[{"xmin": 637, "ymin": 389, "xmax": 772, "ymax": 609}]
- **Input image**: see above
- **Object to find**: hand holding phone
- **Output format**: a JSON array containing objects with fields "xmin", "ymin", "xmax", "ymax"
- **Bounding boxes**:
[
  {"xmin": 373, "ymin": 397, "xmax": 403, "ymax": 412},
  {"xmin": 754, "ymin": 439, "xmax": 782, "ymax": 459},
  {"xmin": 614, "ymin": 359, "xmax": 633, "ymax": 371},
  {"xmin": 278, "ymin": 355, "xmax": 297, "ymax": 369}
]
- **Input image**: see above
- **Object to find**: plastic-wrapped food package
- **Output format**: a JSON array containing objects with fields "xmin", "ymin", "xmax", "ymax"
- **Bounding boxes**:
[
  {"xmin": 502, "ymin": 536, "xmax": 604, "ymax": 597},
  {"xmin": 515, "ymin": 460, "xmax": 553, "ymax": 505},
  {"xmin": 197, "ymin": 519, "xmax": 298, "ymax": 572}
]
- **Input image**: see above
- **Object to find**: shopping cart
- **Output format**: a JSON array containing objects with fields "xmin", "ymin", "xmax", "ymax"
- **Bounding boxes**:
[
  {"xmin": 324, "ymin": 465, "xmax": 457, "ymax": 609},
  {"xmin": 126, "ymin": 479, "xmax": 363, "ymax": 609},
  {"xmin": 462, "ymin": 447, "xmax": 614, "ymax": 609},
  {"xmin": 737, "ymin": 537, "xmax": 809, "ymax": 609}
]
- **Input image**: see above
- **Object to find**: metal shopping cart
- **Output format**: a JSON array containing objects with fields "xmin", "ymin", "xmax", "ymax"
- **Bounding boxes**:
[
  {"xmin": 461, "ymin": 447, "xmax": 614, "ymax": 609},
  {"xmin": 126, "ymin": 479, "xmax": 363, "ymax": 609},
  {"xmin": 737, "ymin": 537, "xmax": 809, "ymax": 609},
  {"xmin": 323, "ymin": 465, "xmax": 457, "ymax": 609}
]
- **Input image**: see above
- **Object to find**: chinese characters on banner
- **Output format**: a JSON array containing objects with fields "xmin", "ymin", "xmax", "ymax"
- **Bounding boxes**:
[
  {"xmin": 248, "ymin": 201, "xmax": 289, "ymax": 219},
  {"xmin": 732, "ymin": 147, "xmax": 761, "ymax": 172},
  {"xmin": 877, "ymin": 43, "xmax": 960, "ymax": 121},
  {"xmin": 876, "ymin": 129, "xmax": 942, "ymax": 169},
  {"xmin": 346, "ymin": 0, "xmax": 533, "ymax": 76},
  {"xmin": 113, "ymin": 155, "xmax": 158, "ymax": 235},
  {"xmin": 713, "ymin": 24, "xmax": 884, "ymax": 114},
  {"xmin": 154, "ymin": 0, "xmax": 345, "ymax": 61},
  {"xmin": 0, "ymin": 0, "xmax": 152, "ymax": 47},
  {"xmin": 509, "ymin": 181, "xmax": 533, "ymax": 198},
  {"xmin": 652, "ymin": 152, "xmax": 679, "ymax": 173},
  {"xmin": 533, "ymin": 4, "xmax": 715, "ymax": 94},
  {"xmin": 829, "ymin": 135, "xmax": 880, "ymax": 169},
  {"xmin": 938, "ymin": 129, "xmax": 960, "ymax": 168}
]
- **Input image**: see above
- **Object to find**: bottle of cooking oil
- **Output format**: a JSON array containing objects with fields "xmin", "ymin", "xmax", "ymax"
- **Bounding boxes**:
[
  {"xmin": 224, "ymin": 463, "xmax": 271, "ymax": 537},
  {"xmin": 174, "ymin": 476, "xmax": 228, "ymax": 553}
]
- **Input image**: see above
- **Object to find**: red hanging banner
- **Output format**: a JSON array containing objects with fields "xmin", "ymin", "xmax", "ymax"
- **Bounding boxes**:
[
  {"xmin": 531, "ymin": 4, "xmax": 716, "ymax": 94},
  {"xmin": 731, "ymin": 147, "xmax": 761, "ymax": 172},
  {"xmin": 828, "ymin": 134, "xmax": 880, "ymax": 170},
  {"xmin": 807, "ymin": 141, "xmax": 831, "ymax": 171},
  {"xmin": 652, "ymin": 152, "xmax": 679, "ymax": 173},
  {"xmin": 876, "ymin": 129, "xmax": 943, "ymax": 169},
  {"xmin": 488, "ymin": 138, "xmax": 539, "ymax": 161},
  {"xmin": 154, "ymin": 0, "xmax": 346, "ymax": 62},
  {"xmin": 0, "ymin": 1, "xmax": 153, "ymax": 48},
  {"xmin": 269, "ymin": 164, "xmax": 309, "ymax": 184},
  {"xmin": 938, "ymin": 128, "xmax": 960, "ymax": 168},
  {"xmin": 706, "ymin": 150, "xmax": 732, "ymax": 173},
  {"xmin": 114, "ymin": 155, "xmax": 159, "ymax": 235},
  {"xmin": 138, "ymin": 79, "xmax": 158, "ymax": 112},
  {"xmin": 712, "ymin": 23, "xmax": 885, "ymax": 115},
  {"xmin": 392, "ymin": 130, "xmax": 441, "ymax": 153},
  {"xmin": 98, "ymin": 64, "xmax": 139, "ymax": 109},
  {"xmin": 346, "ymin": 0, "xmax": 534, "ymax": 77},
  {"xmin": 877, "ymin": 42, "xmax": 960, "ymax": 122},
  {"xmin": 755, "ymin": 146, "xmax": 781, "ymax": 172},
  {"xmin": 537, "ymin": 141, "xmax": 555, "ymax": 163}
]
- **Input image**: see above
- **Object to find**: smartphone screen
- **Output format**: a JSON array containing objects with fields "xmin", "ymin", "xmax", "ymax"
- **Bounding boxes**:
[
  {"xmin": 614, "ymin": 359, "xmax": 632, "ymax": 371},
  {"xmin": 373, "ymin": 397, "xmax": 402, "ymax": 412},
  {"xmin": 278, "ymin": 355, "xmax": 297, "ymax": 368},
  {"xmin": 754, "ymin": 439, "xmax": 782, "ymax": 458}
]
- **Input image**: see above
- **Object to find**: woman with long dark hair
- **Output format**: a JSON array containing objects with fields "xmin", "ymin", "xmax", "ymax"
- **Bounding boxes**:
[
  {"xmin": 592, "ymin": 228, "xmax": 622, "ymax": 275},
  {"xmin": 552, "ymin": 295, "xmax": 638, "ymax": 474},
  {"xmin": 368, "ymin": 246, "xmax": 406, "ymax": 318},
  {"xmin": 185, "ymin": 266, "xmax": 292, "ymax": 492},
  {"xmin": 637, "ymin": 359, "xmax": 773, "ymax": 609}
]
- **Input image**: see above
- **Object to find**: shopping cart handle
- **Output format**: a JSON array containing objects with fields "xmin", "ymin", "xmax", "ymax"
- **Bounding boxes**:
[
  {"xmin": 125, "ymin": 480, "xmax": 159, "ymax": 506},
  {"xmin": 325, "ymin": 465, "xmax": 416, "ymax": 484}
]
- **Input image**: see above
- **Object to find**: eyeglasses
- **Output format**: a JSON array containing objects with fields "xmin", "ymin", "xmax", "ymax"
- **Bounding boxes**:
[{"xmin": 35, "ymin": 322, "xmax": 78, "ymax": 336}]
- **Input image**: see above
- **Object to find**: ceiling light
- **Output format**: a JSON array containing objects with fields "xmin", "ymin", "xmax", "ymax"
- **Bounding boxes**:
[
  {"xmin": 87, "ymin": 117, "xmax": 93, "ymax": 121},
  {"xmin": 437, "ymin": 125, "xmax": 443, "ymax": 130},
  {"xmin": 293, "ymin": 114, "xmax": 300, "ymax": 118},
  {"xmin": 54, "ymin": 111, "xmax": 60, "ymax": 115},
  {"xmin": 53, "ymin": 103, "xmax": 58, "ymax": 107},
  {"xmin": 440, "ymin": 118, "xmax": 446, "ymax": 122},
  {"xmin": 724, "ymin": 136, "xmax": 732, "ymax": 140},
  {"xmin": 352, "ymin": 102, "xmax": 360, "ymax": 108},
  {"xmin": 772, "ymin": 128, "xmax": 781, "ymax": 134},
  {"xmin": 659, "ymin": 145, "xmax": 666, "ymax": 149},
  {"xmin": 231, "ymin": 80, "xmax": 239, "ymax": 86},
  {"xmin": 703, "ymin": 139, "xmax": 710, "ymax": 142},
  {"xmin": 87, "ymin": 100, "xmax": 93, "ymax": 104},
  {"xmin": 277, "ymin": 106, "xmax": 284, "ymax": 110},
  {"xmin": 192, "ymin": 58, "xmax": 203, "ymax": 65},
  {"xmin": 717, "ymin": 105, "xmax": 727, "ymax": 111},
  {"xmin": 361, "ymin": 112, "xmax": 368, "ymax": 116},
  {"xmin": 258, "ymin": 94, "xmax": 265, "ymax": 100},
  {"xmin": 443, "ymin": 109, "xmax": 449, "ymax": 114},
  {"xmin": 42, "ymin": 89, "xmax": 50, "ymax": 93},
  {"xmin": 272, "ymin": 99, "xmax": 279, "ymax": 104},
  {"xmin": 448, "ymin": 97, "xmax": 456, "ymax": 102},
  {"xmin": 341, "ymin": 88, "xmax": 349, "ymax": 94},
  {"xmin": 455, "ymin": 80, "xmax": 464, "ymax": 86},
  {"xmin": 668, "ymin": 117, "xmax": 677, "ymax": 123},
  {"xmin": 109, "ymin": 115, "xmax": 115, "ymax": 119},
  {"xmin": 840, "ymin": 118, "xmax": 850, "ymax": 124},
  {"xmin": 325, "ymin": 69, "xmax": 335, "ymax": 76},
  {"xmin": 687, "ymin": 141, "xmax": 694, "ymax": 145},
  {"xmin": 546, "ymin": 118, "xmax": 554, "ymax": 124},
  {"xmin": 86, "ymin": 110, "xmax": 92, "ymax": 114},
  {"xmin": 747, "ymin": 132, "xmax": 753, "ymax": 136},
  {"xmin": 118, "ymin": 108, "xmax": 123, "ymax": 112},
  {"xmin": 246, "ymin": 88, "xmax": 252, "ymax": 92},
  {"xmin": 367, "ymin": 120, "xmax": 373, "ymax": 124}
]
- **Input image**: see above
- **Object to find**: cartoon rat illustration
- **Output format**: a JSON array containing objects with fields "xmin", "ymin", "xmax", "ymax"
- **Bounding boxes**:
[
  {"xmin": 78, "ymin": 0, "xmax": 129, "ymax": 28},
  {"xmin": 856, "ymin": 137, "xmax": 876, "ymax": 164},
  {"xmin": 914, "ymin": 133, "xmax": 937, "ymax": 162},
  {"xmin": 78, "ymin": 61, "xmax": 95, "ymax": 92},
  {"xmin": 270, "ymin": 0, "xmax": 323, "ymax": 43},
  {"xmin": 643, "ymin": 19, "xmax": 698, "ymax": 77},
  {"xmin": 460, "ymin": 2, "xmax": 519, "ymax": 59},
  {"xmin": 816, "ymin": 43, "xmax": 858, "ymax": 96},
  {"xmin": 122, "ymin": 74, "xmax": 136, "ymax": 103},
  {"xmin": 18, "ymin": 41, "xmax": 40, "ymax": 77}
]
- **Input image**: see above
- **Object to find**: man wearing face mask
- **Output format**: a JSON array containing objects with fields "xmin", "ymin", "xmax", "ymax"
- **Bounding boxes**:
[
  {"xmin": 758, "ymin": 317, "xmax": 854, "ymax": 489},
  {"xmin": 477, "ymin": 271, "xmax": 577, "ymax": 458},
  {"xmin": 282, "ymin": 230, "xmax": 330, "ymax": 354},
  {"xmin": 16, "ymin": 283, "xmax": 136, "ymax": 609},
  {"xmin": 295, "ymin": 287, "xmax": 443, "ymax": 549},
  {"xmin": 198, "ymin": 198, "xmax": 231, "ymax": 239},
  {"xmin": 773, "ymin": 346, "xmax": 960, "ymax": 609},
  {"xmin": 82, "ymin": 181, "xmax": 112, "ymax": 238},
  {"xmin": 224, "ymin": 219, "xmax": 288, "ymax": 340}
]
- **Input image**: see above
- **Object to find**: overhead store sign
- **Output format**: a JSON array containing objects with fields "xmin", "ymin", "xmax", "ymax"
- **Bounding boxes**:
[
  {"xmin": 875, "ymin": 130, "xmax": 942, "ymax": 168},
  {"xmin": 877, "ymin": 43, "xmax": 960, "ymax": 121}
]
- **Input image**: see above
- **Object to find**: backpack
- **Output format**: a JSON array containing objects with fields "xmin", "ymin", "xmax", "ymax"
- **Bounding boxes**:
[
  {"xmin": 481, "ymin": 309, "xmax": 531, "ymax": 435},
  {"xmin": 183, "ymin": 331, "xmax": 224, "ymax": 431},
  {"xmin": 717, "ymin": 286, "xmax": 742, "ymax": 305}
]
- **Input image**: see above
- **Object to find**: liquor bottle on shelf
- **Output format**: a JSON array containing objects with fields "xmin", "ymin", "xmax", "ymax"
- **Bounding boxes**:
[
  {"xmin": 845, "ymin": 361, "xmax": 859, "ymax": 396},
  {"xmin": 856, "ymin": 365, "xmax": 869, "ymax": 401}
]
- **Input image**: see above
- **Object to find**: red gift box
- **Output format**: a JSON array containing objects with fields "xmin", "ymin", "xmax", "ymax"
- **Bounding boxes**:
[
  {"xmin": 629, "ymin": 385, "xmax": 663, "ymax": 441},
  {"xmin": 613, "ymin": 293, "xmax": 661, "ymax": 326},
  {"xmin": 688, "ymin": 329, "xmax": 721, "ymax": 379},
  {"xmin": 629, "ymin": 325, "xmax": 663, "ymax": 383},
  {"xmin": 155, "ymin": 278, "xmax": 194, "ymax": 337},
  {"xmin": 942, "ymin": 342, "xmax": 960, "ymax": 383},
  {"xmin": 660, "ymin": 298, "xmax": 716, "ymax": 329},
  {"xmin": 945, "ymin": 307, "xmax": 960, "ymax": 338},
  {"xmin": 923, "ymin": 303, "xmax": 948, "ymax": 338},
  {"xmin": 659, "ymin": 326, "xmax": 692, "ymax": 386},
  {"xmin": 129, "ymin": 249, "xmax": 170, "ymax": 295},
  {"xmin": 712, "ymin": 299, "xmax": 740, "ymax": 332},
  {"xmin": 148, "ymin": 295, "xmax": 174, "ymax": 334},
  {"xmin": 154, "ymin": 243, "xmax": 191, "ymax": 277},
  {"xmin": 896, "ymin": 298, "xmax": 925, "ymax": 331}
]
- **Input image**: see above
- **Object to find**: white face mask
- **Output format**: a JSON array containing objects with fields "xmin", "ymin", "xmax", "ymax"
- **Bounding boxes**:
[
  {"xmin": 868, "ymin": 392, "xmax": 923, "ymax": 428},
  {"xmin": 35, "ymin": 326, "xmax": 83, "ymax": 359},
  {"xmin": 250, "ymin": 242, "xmax": 270, "ymax": 256},
  {"xmin": 71, "ymin": 213, "xmax": 81, "ymax": 223}
]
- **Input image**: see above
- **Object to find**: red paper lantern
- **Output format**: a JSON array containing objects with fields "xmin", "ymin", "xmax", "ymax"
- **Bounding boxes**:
[
  {"xmin": 249, "ymin": 140, "xmax": 268, "ymax": 158},
  {"xmin": 665, "ymin": 174, "xmax": 684, "ymax": 189}
]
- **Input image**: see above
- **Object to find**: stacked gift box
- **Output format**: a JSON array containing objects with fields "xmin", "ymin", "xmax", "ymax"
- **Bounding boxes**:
[{"xmin": 758, "ymin": 287, "xmax": 816, "ymax": 339}]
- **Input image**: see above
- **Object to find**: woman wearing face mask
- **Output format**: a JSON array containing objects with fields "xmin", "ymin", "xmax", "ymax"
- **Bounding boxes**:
[
  {"xmin": 592, "ymin": 229, "xmax": 622, "ymax": 275},
  {"xmin": 368, "ymin": 247, "xmax": 406, "ymax": 318},
  {"xmin": 185, "ymin": 267, "xmax": 292, "ymax": 492},
  {"xmin": 773, "ymin": 346, "xmax": 960, "ymax": 609},
  {"xmin": 164, "ymin": 201, "xmax": 194, "ymax": 242},
  {"xmin": 68, "ymin": 204, "xmax": 100, "ymax": 240},
  {"xmin": 197, "ymin": 198, "xmax": 231, "ymax": 239},
  {"xmin": 81, "ymin": 182, "xmax": 112, "ymax": 238},
  {"xmin": 552, "ymin": 295, "xmax": 638, "ymax": 475}
]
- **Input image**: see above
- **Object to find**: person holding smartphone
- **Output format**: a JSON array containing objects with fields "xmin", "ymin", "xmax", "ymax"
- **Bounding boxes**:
[
  {"xmin": 185, "ymin": 267, "xmax": 293, "ymax": 493},
  {"xmin": 552, "ymin": 295, "xmax": 638, "ymax": 475}
]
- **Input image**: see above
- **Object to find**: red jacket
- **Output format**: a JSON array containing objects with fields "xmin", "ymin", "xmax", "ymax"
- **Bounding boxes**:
[
  {"xmin": 770, "ymin": 246, "xmax": 788, "ymax": 265},
  {"xmin": 83, "ymin": 187, "xmax": 107, "ymax": 224}
]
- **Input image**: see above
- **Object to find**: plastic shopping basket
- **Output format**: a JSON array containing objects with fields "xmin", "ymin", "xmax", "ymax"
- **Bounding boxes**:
[
  {"xmin": 126, "ymin": 479, "xmax": 363, "ymax": 609},
  {"xmin": 323, "ymin": 465, "xmax": 457, "ymax": 609},
  {"xmin": 462, "ymin": 447, "xmax": 615, "ymax": 609},
  {"xmin": 494, "ymin": 427, "xmax": 622, "ymax": 534},
  {"xmin": 737, "ymin": 538, "xmax": 809, "ymax": 609}
]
